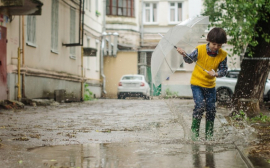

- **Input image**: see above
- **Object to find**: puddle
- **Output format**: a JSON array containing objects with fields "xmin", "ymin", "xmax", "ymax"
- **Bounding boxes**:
[{"xmin": 26, "ymin": 142, "xmax": 249, "ymax": 168}]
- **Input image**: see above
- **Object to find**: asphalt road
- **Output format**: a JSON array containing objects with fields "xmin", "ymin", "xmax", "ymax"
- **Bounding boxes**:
[{"xmin": 0, "ymin": 98, "xmax": 260, "ymax": 168}]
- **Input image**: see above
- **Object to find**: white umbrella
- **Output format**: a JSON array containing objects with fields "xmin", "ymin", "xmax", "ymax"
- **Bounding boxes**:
[{"xmin": 151, "ymin": 16, "xmax": 209, "ymax": 86}]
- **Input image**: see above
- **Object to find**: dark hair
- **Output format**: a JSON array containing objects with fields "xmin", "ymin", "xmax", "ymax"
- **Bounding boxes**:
[{"xmin": 207, "ymin": 27, "xmax": 227, "ymax": 44}]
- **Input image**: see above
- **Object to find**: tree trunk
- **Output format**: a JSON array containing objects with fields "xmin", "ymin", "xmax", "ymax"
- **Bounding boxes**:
[{"xmin": 232, "ymin": 12, "xmax": 270, "ymax": 118}]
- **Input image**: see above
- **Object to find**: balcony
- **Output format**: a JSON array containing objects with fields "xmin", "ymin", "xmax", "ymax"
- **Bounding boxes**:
[{"xmin": 0, "ymin": 0, "xmax": 43, "ymax": 15}]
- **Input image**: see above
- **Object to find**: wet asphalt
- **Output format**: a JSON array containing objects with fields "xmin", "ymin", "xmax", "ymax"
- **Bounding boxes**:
[{"xmin": 0, "ymin": 98, "xmax": 264, "ymax": 168}]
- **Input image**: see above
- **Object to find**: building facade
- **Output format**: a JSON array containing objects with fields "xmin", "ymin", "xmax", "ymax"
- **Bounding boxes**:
[
  {"xmin": 0, "ymin": 0, "xmax": 95, "ymax": 102},
  {"xmin": 0, "ymin": 0, "xmax": 241, "ymax": 102}
]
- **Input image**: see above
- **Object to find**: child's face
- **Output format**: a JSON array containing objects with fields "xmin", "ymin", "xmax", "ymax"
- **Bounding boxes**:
[{"xmin": 209, "ymin": 42, "xmax": 223, "ymax": 52}]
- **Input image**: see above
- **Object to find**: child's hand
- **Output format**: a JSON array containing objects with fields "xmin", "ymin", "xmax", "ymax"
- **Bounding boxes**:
[
  {"xmin": 207, "ymin": 69, "xmax": 216, "ymax": 77},
  {"xmin": 176, "ymin": 47, "xmax": 186, "ymax": 56}
]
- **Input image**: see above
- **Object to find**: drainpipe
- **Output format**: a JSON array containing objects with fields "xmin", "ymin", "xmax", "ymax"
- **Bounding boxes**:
[
  {"xmin": 17, "ymin": 47, "xmax": 21, "ymax": 101},
  {"xmin": 100, "ymin": 32, "xmax": 107, "ymax": 94},
  {"xmin": 12, "ymin": 47, "xmax": 22, "ymax": 101},
  {"xmin": 12, "ymin": 16, "xmax": 22, "ymax": 101},
  {"xmin": 22, "ymin": 16, "xmax": 26, "ymax": 98}
]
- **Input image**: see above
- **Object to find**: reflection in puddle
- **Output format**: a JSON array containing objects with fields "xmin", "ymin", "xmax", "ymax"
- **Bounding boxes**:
[{"xmin": 28, "ymin": 142, "xmax": 249, "ymax": 168}]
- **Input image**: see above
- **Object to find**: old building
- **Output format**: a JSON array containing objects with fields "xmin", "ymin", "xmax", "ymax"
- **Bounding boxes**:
[
  {"xmin": 0, "ymin": 0, "xmax": 99, "ymax": 102},
  {"xmin": 0, "ymin": 0, "xmax": 241, "ymax": 102}
]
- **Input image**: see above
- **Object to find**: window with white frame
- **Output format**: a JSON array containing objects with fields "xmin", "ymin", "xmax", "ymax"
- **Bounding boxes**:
[
  {"xmin": 169, "ymin": 2, "xmax": 182, "ymax": 23},
  {"xmin": 70, "ymin": 7, "xmax": 76, "ymax": 57},
  {"xmin": 27, "ymin": 16, "xmax": 36, "ymax": 45},
  {"xmin": 143, "ymin": 2, "xmax": 158, "ymax": 24},
  {"xmin": 51, "ymin": 0, "xmax": 59, "ymax": 52}
]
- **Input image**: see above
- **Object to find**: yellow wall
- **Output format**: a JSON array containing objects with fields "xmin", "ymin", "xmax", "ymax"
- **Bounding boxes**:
[{"xmin": 104, "ymin": 51, "xmax": 138, "ymax": 98}]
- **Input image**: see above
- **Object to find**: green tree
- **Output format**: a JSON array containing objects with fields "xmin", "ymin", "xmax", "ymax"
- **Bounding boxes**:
[{"xmin": 203, "ymin": 0, "xmax": 270, "ymax": 116}]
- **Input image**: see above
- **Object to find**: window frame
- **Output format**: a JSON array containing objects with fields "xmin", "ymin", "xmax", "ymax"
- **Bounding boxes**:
[
  {"xmin": 26, "ymin": 15, "xmax": 37, "ymax": 47},
  {"xmin": 106, "ymin": 0, "xmax": 135, "ymax": 17},
  {"xmin": 168, "ymin": 2, "xmax": 183, "ymax": 24},
  {"xmin": 143, "ymin": 2, "xmax": 158, "ymax": 24}
]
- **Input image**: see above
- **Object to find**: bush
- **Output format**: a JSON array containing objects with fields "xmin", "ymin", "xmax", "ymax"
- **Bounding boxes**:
[{"xmin": 84, "ymin": 83, "xmax": 94, "ymax": 101}]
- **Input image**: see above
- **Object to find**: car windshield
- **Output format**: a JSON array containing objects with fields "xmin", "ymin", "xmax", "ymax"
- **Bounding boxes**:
[{"xmin": 122, "ymin": 76, "xmax": 143, "ymax": 80}]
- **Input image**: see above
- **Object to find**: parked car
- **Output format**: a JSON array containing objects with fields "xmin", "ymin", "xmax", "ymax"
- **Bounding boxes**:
[
  {"xmin": 216, "ymin": 70, "xmax": 270, "ymax": 102},
  {"xmin": 117, "ymin": 74, "xmax": 150, "ymax": 99}
]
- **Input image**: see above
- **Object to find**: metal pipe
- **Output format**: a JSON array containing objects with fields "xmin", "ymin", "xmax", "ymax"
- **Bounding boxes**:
[
  {"xmin": 81, "ymin": 0, "xmax": 84, "ymax": 46},
  {"xmin": 17, "ymin": 16, "xmax": 21, "ymax": 101},
  {"xmin": 22, "ymin": 16, "xmax": 26, "ymax": 98},
  {"xmin": 22, "ymin": 16, "xmax": 25, "ymax": 66},
  {"xmin": 17, "ymin": 47, "xmax": 21, "ymax": 101},
  {"xmin": 108, "ymin": 32, "xmax": 112, "ymax": 55}
]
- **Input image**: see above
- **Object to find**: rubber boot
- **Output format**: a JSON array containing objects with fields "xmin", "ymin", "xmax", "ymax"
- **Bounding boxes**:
[
  {"xmin": 205, "ymin": 120, "xmax": 214, "ymax": 140},
  {"xmin": 191, "ymin": 118, "xmax": 201, "ymax": 141}
]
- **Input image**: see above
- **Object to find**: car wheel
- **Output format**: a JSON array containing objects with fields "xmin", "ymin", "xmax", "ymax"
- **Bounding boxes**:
[
  {"xmin": 216, "ymin": 88, "xmax": 232, "ymax": 102},
  {"xmin": 144, "ymin": 95, "xmax": 149, "ymax": 100}
]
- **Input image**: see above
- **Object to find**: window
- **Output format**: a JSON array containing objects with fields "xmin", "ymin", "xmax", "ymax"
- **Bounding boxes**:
[
  {"xmin": 70, "ymin": 7, "xmax": 76, "ymax": 58},
  {"xmin": 143, "ymin": 2, "xmax": 157, "ymax": 24},
  {"xmin": 169, "ymin": 2, "xmax": 182, "ymax": 23},
  {"xmin": 106, "ymin": 0, "xmax": 135, "ymax": 17},
  {"xmin": 27, "ymin": 16, "xmax": 36, "ymax": 46},
  {"xmin": 51, "ymin": 0, "xmax": 59, "ymax": 53}
]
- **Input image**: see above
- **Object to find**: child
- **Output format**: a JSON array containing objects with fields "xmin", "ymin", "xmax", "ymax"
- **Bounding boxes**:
[{"xmin": 177, "ymin": 27, "xmax": 228, "ymax": 140}]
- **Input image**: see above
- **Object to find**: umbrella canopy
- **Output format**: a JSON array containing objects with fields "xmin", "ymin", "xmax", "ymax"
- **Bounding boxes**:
[{"xmin": 151, "ymin": 16, "xmax": 209, "ymax": 86}]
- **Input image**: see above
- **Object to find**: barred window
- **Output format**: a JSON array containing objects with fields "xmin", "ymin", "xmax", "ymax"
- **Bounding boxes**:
[{"xmin": 106, "ymin": 0, "xmax": 135, "ymax": 17}]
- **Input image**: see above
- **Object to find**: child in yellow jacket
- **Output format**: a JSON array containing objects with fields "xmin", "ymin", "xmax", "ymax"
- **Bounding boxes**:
[{"xmin": 177, "ymin": 27, "xmax": 228, "ymax": 140}]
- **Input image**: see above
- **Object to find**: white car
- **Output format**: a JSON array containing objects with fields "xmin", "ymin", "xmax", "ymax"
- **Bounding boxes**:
[
  {"xmin": 117, "ymin": 74, "xmax": 150, "ymax": 99},
  {"xmin": 216, "ymin": 70, "xmax": 270, "ymax": 102}
]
